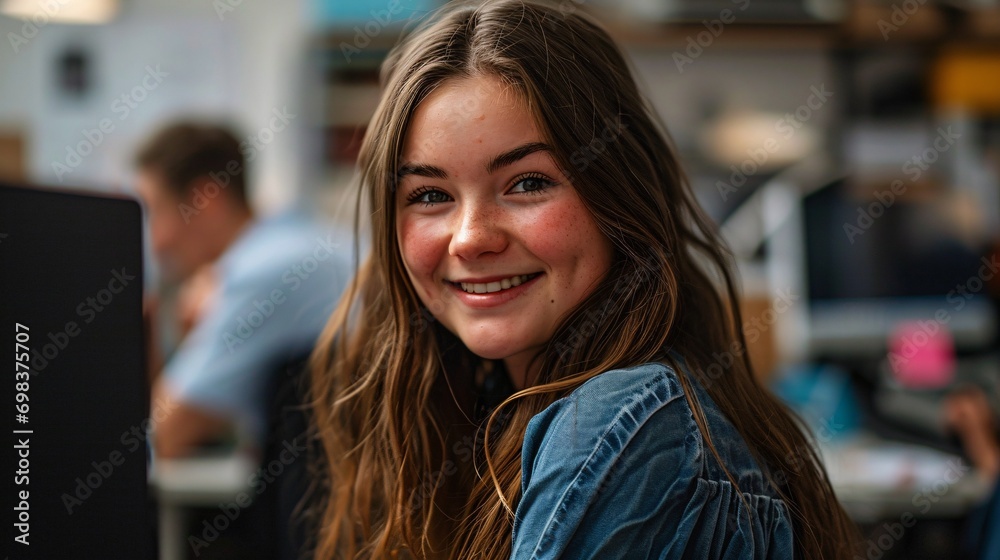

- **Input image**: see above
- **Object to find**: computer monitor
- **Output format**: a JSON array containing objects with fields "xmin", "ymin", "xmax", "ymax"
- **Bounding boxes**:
[
  {"xmin": 0, "ymin": 183, "xmax": 154, "ymax": 559},
  {"xmin": 802, "ymin": 177, "xmax": 996, "ymax": 357}
]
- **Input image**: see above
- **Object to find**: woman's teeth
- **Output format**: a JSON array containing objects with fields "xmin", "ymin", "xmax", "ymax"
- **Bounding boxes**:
[{"xmin": 459, "ymin": 273, "xmax": 538, "ymax": 294}]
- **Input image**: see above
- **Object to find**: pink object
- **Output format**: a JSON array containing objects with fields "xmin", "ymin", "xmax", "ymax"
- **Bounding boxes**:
[{"xmin": 887, "ymin": 321, "xmax": 956, "ymax": 389}]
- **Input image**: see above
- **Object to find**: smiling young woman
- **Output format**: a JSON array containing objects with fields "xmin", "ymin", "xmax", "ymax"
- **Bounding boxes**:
[
  {"xmin": 395, "ymin": 76, "xmax": 616, "ymax": 391},
  {"xmin": 309, "ymin": 1, "xmax": 859, "ymax": 559}
]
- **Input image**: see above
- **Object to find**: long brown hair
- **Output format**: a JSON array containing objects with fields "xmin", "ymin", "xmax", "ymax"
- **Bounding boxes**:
[{"xmin": 310, "ymin": 1, "xmax": 859, "ymax": 558}]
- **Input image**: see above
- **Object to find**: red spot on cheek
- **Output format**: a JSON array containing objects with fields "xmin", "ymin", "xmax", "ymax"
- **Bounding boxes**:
[
  {"xmin": 399, "ymin": 221, "xmax": 440, "ymax": 279},
  {"xmin": 523, "ymin": 208, "xmax": 571, "ymax": 256}
]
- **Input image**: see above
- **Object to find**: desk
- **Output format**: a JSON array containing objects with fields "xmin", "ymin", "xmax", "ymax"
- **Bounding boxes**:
[
  {"xmin": 147, "ymin": 435, "xmax": 992, "ymax": 556},
  {"xmin": 150, "ymin": 453, "xmax": 257, "ymax": 560},
  {"xmin": 822, "ymin": 434, "xmax": 994, "ymax": 523}
]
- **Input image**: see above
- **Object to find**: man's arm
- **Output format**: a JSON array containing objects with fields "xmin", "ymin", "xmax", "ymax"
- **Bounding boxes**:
[
  {"xmin": 149, "ymin": 265, "xmax": 231, "ymax": 458},
  {"xmin": 151, "ymin": 379, "xmax": 232, "ymax": 459}
]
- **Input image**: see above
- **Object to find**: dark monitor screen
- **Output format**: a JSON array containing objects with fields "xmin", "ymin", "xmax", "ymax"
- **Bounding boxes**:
[
  {"xmin": 802, "ymin": 178, "xmax": 995, "ymax": 353},
  {"xmin": 1, "ymin": 183, "xmax": 154, "ymax": 559},
  {"xmin": 805, "ymin": 178, "xmax": 987, "ymax": 301}
]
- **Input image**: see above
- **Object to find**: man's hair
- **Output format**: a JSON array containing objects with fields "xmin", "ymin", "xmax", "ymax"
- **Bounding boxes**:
[{"xmin": 135, "ymin": 122, "xmax": 247, "ymax": 206}]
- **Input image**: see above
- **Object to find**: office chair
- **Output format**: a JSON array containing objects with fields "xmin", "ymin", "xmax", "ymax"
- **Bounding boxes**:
[{"xmin": 257, "ymin": 349, "xmax": 320, "ymax": 560}]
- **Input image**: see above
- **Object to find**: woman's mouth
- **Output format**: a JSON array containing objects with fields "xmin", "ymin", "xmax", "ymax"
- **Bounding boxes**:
[
  {"xmin": 452, "ymin": 272, "xmax": 543, "ymax": 294},
  {"xmin": 445, "ymin": 272, "xmax": 544, "ymax": 308}
]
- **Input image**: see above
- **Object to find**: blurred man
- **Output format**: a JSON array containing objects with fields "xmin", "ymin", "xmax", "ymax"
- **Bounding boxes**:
[{"xmin": 135, "ymin": 122, "xmax": 349, "ymax": 458}]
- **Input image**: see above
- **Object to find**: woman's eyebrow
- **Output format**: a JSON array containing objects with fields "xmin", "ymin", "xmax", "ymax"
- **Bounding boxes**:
[
  {"xmin": 396, "ymin": 141, "xmax": 553, "ymax": 181},
  {"xmin": 485, "ymin": 142, "xmax": 552, "ymax": 174},
  {"xmin": 396, "ymin": 163, "xmax": 448, "ymax": 180}
]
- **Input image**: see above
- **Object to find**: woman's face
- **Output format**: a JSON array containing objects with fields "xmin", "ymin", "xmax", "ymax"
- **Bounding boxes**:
[{"xmin": 395, "ymin": 75, "xmax": 614, "ymax": 385}]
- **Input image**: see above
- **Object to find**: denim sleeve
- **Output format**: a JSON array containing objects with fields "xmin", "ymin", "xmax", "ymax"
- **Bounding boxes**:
[{"xmin": 510, "ymin": 363, "xmax": 795, "ymax": 560}]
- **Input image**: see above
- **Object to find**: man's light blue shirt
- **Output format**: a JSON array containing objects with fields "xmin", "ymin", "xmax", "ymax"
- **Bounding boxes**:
[{"xmin": 163, "ymin": 211, "xmax": 351, "ymax": 448}]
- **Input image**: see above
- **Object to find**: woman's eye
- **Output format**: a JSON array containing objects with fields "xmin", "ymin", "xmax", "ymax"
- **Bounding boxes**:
[
  {"xmin": 509, "ymin": 174, "xmax": 555, "ymax": 195},
  {"xmin": 407, "ymin": 187, "xmax": 451, "ymax": 206}
]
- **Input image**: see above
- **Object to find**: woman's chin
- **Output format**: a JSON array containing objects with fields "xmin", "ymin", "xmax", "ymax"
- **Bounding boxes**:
[
  {"xmin": 462, "ymin": 341, "xmax": 515, "ymax": 361},
  {"xmin": 462, "ymin": 336, "xmax": 545, "ymax": 366},
  {"xmin": 459, "ymin": 334, "xmax": 524, "ymax": 361}
]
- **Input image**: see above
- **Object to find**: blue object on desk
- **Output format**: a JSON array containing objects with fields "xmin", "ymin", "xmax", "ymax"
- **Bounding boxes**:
[{"xmin": 770, "ymin": 363, "xmax": 861, "ymax": 442}]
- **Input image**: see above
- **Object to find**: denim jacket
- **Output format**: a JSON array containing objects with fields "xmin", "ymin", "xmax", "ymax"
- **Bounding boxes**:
[{"xmin": 511, "ymin": 361, "xmax": 795, "ymax": 559}]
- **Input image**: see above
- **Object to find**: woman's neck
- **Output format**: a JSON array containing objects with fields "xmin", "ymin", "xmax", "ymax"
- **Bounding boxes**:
[{"xmin": 502, "ymin": 347, "xmax": 543, "ymax": 391}]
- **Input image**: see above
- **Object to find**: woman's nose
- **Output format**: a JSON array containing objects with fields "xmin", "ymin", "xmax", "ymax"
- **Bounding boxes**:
[{"xmin": 448, "ymin": 201, "xmax": 508, "ymax": 260}]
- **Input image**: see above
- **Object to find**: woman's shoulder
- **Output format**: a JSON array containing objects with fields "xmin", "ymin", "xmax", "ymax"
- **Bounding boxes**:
[
  {"xmin": 523, "ymin": 361, "xmax": 689, "ymax": 451},
  {"xmin": 521, "ymin": 359, "xmax": 780, "ymax": 499},
  {"xmin": 521, "ymin": 361, "xmax": 699, "ymax": 485},
  {"xmin": 528, "ymin": 360, "xmax": 688, "ymax": 428},
  {"xmin": 558, "ymin": 360, "xmax": 685, "ymax": 407},
  {"xmin": 514, "ymin": 361, "xmax": 795, "ymax": 558}
]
